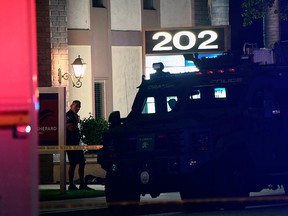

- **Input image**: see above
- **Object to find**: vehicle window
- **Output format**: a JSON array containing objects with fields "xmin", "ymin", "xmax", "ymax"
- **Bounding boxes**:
[
  {"xmin": 167, "ymin": 96, "xmax": 178, "ymax": 112},
  {"xmin": 189, "ymin": 90, "xmax": 201, "ymax": 99},
  {"xmin": 141, "ymin": 97, "xmax": 155, "ymax": 114},
  {"xmin": 185, "ymin": 86, "xmax": 241, "ymax": 110},
  {"xmin": 139, "ymin": 86, "xmax": 242, "ymax": 115},
  {"xmin": 214, "ymin": 87, "xmax": 226, "ymax": 98}
]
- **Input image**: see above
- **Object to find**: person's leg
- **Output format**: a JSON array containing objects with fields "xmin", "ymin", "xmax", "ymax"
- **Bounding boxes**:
[
  {"xmin": 68, "ymin": 164, "xmax": 78, "ymax": 190},
  {"xmin": 78, "ymin": 162, "xmax": 93, "ymax": 190},
  {"xmin": 67, "ymin": 151, "xmax": 79, "ymax": 190},
  {"xmin": 68, "ymin": 164, "xmax": 77, "ymax": 185},
  {"xmin": 78, "ymin": 162, "xmax": 85, "ymax": 186},
  {"xmin": 78, "ymin": 152, "xmax": 94, "ymax": 190}
]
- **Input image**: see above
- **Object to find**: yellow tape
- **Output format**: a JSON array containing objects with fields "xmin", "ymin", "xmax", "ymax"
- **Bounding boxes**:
[{"xmin": 38, "ymin": 145, "xmax": 103, "ymax": 151}]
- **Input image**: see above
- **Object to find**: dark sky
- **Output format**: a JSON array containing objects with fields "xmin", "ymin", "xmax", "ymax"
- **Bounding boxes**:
[{"xmin": 229, "ymin": 0, "xmax": 288, "ymax": 55}]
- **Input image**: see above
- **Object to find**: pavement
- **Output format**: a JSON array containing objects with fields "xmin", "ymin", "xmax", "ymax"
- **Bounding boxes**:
[
  {"xmin": 39, "ymin": 184, "xmax": 182, "ymax": 214},
  {"xmin": 39, "ymin": 184, "xmax": 287, "ymax": 214}
]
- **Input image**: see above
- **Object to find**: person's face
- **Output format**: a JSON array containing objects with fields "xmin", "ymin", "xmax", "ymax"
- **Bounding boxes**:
[{"xmin": 71, "ymin": 102, "xmax": 81, "ymax": 114}]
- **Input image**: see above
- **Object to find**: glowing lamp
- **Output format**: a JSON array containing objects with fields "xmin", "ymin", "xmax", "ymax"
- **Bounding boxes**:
[
  {"xmin": 72, "ymin": 55, "xmax": 86, "ymax": 79},
  {"xmin": 58, "ymin": 55, "xmax": 87, "ymax": 88}
]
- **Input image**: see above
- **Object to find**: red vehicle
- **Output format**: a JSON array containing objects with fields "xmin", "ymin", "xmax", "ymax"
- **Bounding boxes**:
[{"xmin": 0, "ymin": 1, "xmax": 38, "ymax": 215}]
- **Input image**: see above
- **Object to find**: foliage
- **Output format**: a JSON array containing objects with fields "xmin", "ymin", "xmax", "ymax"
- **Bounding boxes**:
[
  {"xmin": 80, "ymin": 114, "xmax": 109, "ymax": 145},
  {"xmin": 241, "ymin": 0, "xmax": 288, "ymax": 26}
]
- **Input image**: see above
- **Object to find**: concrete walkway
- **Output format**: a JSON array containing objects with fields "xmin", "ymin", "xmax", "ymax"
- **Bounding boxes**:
[
  {"xmin": 39, "ymin": 184, "xmax": 182, "ymax": 214},
  {"xmin": 39, "ymin": 184, "xmax": 286, "ymax": 214}
]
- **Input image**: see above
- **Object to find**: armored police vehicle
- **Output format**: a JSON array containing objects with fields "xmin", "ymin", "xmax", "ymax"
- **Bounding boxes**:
[{"xmin": 98, "ymin": 52, "xmax": 288, "ymax": 212}]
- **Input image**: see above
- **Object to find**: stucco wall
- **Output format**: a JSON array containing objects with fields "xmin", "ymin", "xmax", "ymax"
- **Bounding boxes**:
[
  {"xmin": 110, "ymin": 0, "xmax": 141, "ymax": 31},
  {"xmin": 160, "ymin": 0, "xmax": 192, "ymax": 28},
  {"xmin": 111, "ymin": 46, "xmax": 142, "ymax": 117},
  {"xmin": 67, "ymin": 0, "xmax": 90, "ymax": 29}
]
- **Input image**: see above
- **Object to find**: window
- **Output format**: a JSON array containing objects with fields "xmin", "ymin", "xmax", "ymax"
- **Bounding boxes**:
[
  {"xmin": 214, "ymin": 88, "xmax": 226, "ymax": 98},
  {"xmin": 92, "ymin": 0, "xmax": 104, "ymax": 8},
  {"xmin": 142, "ymin": 97, "xmax": 155, "ymax": 114},
  {"xmin": 167, "ymin": 96, "xmax": 177, "ymax": 112},
  {"xmin": 94, "ymin": 81, "xmax": 105, "ymax": 118},
  {"xmin": 190, "ymin": 90, "xmax": 201, "ymax": 99},
  {"xmin": 143, "ymin": 0, "xmax": 154, "ymax": 10}
]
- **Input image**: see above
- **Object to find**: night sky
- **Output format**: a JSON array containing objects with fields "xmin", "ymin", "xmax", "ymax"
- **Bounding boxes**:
[{"xmin": 229, "ymin": 0, "xmax": 288, "ymax": 55}]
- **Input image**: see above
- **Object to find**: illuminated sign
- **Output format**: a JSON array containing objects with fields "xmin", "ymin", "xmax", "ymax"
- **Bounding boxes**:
[
  {"xmin": 145, "ymin": 26, "xmax": 230, "ymax": 55},
  {"xmin": 38, "ymin": 87, "xmax": 65, "ymax": 147},
  {"xmin": 39, "ymin": 93, "xmax": 59, "ymax": 146}
]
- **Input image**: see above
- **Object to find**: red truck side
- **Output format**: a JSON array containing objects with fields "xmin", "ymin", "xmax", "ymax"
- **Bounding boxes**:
[{"xmin": 0, "ymin": 1, "xmax": 38, "ymax": 215}]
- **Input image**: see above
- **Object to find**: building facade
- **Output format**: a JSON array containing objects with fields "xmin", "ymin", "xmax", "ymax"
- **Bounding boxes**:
[
  {"xmin": 37, "ymin": 0, "xmax": 230, "ymax": 121},
  {"xmin": 37, "ymin": 0, "xmax": 229, "ymax": 183}
]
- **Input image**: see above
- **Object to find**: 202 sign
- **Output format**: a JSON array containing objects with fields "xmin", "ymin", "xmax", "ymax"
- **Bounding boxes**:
[{"xmin": 145, "ymin": 27, "xmax": 228, "ymax": 54}]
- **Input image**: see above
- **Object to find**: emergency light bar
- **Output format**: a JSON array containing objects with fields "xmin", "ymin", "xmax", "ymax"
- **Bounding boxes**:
[
  {"xmin": 196, "ymin": 68, "xmax": 237, "ymax": 75},
  {"xmin": 151, "ymin": 61, "xmax": 237, "ymax": 78}
]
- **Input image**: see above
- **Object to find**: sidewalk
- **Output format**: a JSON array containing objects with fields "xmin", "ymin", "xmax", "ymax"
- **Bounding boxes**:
[
  {"xmin": 39, "ymin": 184, "xmax": 286, "ymax": 213},
  {"xmin": 39, "ymin": 184, "xmax": 105, "ymax": 190},
  {"xmin": 39, "ymin": 184, "xmax": 107, "ymax": 214},
  {"xmin": 39, "ymin": 184, "xmax": 182, "ymax": 214}
]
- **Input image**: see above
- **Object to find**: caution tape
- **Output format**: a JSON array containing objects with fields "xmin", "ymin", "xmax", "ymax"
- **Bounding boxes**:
[{"xmin": 38, "ymin": 145, "xmax": 103, "ymax": 151}]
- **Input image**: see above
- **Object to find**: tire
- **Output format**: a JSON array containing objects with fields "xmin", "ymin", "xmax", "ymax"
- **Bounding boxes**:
[
  {"xmin": 219, "ymin": 169, "xmax": 249, "ymax": 210},
  {"xmin": 105, "ymin": 172, "xmax": 140, "ymax": 216},
  {"xmin": 180, "ymin": 173, "xmax": 219, "ymax": 212},
  {"xmin": 180, "ymin": 155, "xmax": 250, "ymax": 212},
  {"xmin": 216, "ymin": 152, "xmax": 250, "ymax": 210}
]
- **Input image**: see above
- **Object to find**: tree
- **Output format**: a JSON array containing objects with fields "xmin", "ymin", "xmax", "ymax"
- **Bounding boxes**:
[{"xmin": 241, "ymin": 0, "xmax": 288, "ymax": 47}]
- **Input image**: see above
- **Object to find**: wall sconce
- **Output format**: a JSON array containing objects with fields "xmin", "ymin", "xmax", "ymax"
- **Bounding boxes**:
[{"xmin": 58, "ymin": 55, "xmax": 86, "ymax": 88}]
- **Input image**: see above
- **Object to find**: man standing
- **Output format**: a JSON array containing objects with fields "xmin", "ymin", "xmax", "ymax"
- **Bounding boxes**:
[{"xmin": 66, "ymin": 100, "xmax": 93, "ymax": 190}]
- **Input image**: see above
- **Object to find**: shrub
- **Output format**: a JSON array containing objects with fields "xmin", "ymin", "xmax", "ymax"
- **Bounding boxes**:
[{"xmin": 80, "ymin": 114, "xmax": 109, "ymax": 145}]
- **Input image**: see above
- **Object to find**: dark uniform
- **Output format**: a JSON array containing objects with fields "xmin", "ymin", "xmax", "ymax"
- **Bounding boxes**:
[{"xmin": 66, "ymin": 109, "xmax": 85, "ymax": 166}]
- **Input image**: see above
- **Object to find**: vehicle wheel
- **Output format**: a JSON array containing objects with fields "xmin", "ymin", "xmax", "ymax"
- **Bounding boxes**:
[
  {"xmin": 180, "ymin": 174, "xmax": 219, "ymax": 212},
  {"xmin": 216, "ymin": 155, "xmax": 250, "ymax": 210},
  {"xmin": 105, "ymin": 172, "xmax": 140, "ymax": 216},
  {"xmin": 220, "ymin": 169, "xmax": 249, "ymax": 209}
]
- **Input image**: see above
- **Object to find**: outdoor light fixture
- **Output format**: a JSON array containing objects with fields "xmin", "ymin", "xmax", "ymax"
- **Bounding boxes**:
[{"xmin": 58, "ymin": 55, "xmax": 86, "ymax": 88}]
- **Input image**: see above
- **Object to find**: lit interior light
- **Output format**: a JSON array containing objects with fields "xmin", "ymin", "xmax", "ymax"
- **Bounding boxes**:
[
  {"xmin": 229, "ymin": 68, "xmax": 236, "ymax": 73},
  {"xmin": 16, "ymin": 125, "xmax": 31, "ymax": 133},
  {"xmin": 13, "ymin": 125, "xmax": 31, "ymax": 139},
  {"xmin": 218, "ymin": 69, "xmax": 225, "ymax": 73}
]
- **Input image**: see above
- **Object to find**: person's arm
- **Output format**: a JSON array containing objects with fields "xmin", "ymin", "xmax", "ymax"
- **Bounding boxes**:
[
  {"xmin": 67, "ymin": 121, "xmax": 78, "ymax": 132},
  {"xmin": 67, "ymin": 113, "xmax": 79, "ymax": 132}
]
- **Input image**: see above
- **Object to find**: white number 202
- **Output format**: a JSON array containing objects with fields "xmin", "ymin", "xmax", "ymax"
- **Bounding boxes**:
[{"xmin": 152, "ymin": 30, "xmax": 218, "ymax": 51}]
